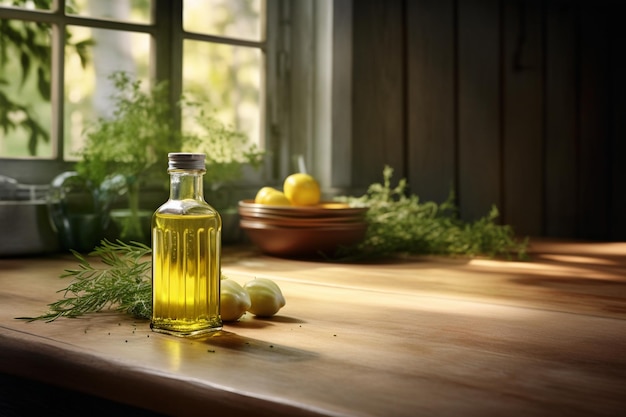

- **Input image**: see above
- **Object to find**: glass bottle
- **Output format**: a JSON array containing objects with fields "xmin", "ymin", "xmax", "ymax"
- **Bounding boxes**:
[{"xmin": 151, "ymin": 153, "xmax": 223, "ymax": 336}]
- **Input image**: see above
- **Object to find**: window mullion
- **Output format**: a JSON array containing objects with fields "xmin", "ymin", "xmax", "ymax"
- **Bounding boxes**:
[
  {"xmin": 51, "ymin": 4, "xmax": 65, "ymax": 163},
  {"xmin": 153, "ymin": 0, "xmax": 183, "ymax": 133}
]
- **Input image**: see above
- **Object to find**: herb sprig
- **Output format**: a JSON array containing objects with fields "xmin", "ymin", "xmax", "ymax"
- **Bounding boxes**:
[
  {"xmin": 18, "ymin": 240, "xmax": 152, "ymax": 322},
  {"xmin": 335, "ymin": 166, "xmax": 528, "ymax": 260}
]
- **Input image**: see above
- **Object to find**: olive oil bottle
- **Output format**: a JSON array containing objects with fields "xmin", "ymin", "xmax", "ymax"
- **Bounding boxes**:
[{"xmin": 151, "ymin": 153, "xmax": 222, "ymax": 336}]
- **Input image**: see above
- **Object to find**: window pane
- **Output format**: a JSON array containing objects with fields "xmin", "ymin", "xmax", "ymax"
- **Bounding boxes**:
[
  {"xmin": 182, "ymin": 39, "xmax": 262, "ymax": 149},
  {"xmin": 0, "ymin": 0, "xmax": 50, "ymax": 10},
  {"xmin": 0, "ymin": 19, "xmax": 52, "ymax": 159},
  {"xmin": 67, "ymin": 0, "xmax": 152, "ymax": 25},
  {"xmin": 64, "ymin": 26, "xmax": 151, "ymax": 159},
  {"xmin": 183, "ymin": 0, "xmax": 264, "ymax": 42}
]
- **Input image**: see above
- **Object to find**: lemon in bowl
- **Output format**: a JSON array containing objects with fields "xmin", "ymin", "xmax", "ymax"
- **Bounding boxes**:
[
  {"xmin": 254, "ymin": 186, "xmax": 291, "ymax": 206},
  {"xmin": 283, "ymin": 173, "xmax": 320, "ymax": 206}
]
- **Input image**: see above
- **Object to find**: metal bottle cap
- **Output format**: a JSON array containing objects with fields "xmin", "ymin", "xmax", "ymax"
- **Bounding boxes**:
[{"xmin": 168, "ymin": 153, "xmax": 206, "ymax": 171}]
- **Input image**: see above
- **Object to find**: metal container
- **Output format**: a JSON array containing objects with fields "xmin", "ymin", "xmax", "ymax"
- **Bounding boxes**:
[{"xmin": 0, "ymin": 175, "xmax": 59, "ymax": 256}]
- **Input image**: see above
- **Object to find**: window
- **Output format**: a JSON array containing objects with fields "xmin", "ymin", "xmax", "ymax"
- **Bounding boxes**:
[{"xmin": 0, "ymin": 0, "xmax": 275, "ymax": 185}]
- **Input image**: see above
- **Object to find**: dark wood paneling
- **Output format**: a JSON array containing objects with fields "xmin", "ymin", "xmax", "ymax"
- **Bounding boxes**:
[
  {"xmin": 502, "ymin": 0, "xmax": 544, "ymax": 236},
  {"xmin": 349, "ymin": 0, "xmax": 626, "ymax": 241},
  {"xmin": 578, "ymin": 2, "xmax": 611, "ymax": 239},
  {"xmin": 545, "ymin": 0, "xmax": 578, "ymax": 238},
  {"xmin": 351, "ymin": 0, "xmax": 405, "ymax": 187},
  {"xmin": 457, "ymin": 0, "xmax": 502, "ymax": 221},
  {"xmin": 406, "ymin": 0, "xmax": 456, "ymax": 203},
  {"xmin": 609, "ymin": 9, "xmax": 626, "ymax": 240}
]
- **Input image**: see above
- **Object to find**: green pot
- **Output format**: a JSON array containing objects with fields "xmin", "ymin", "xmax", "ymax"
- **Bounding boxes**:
[{"xmin": 109, "ymin": 208, "xmax": 153, "ymax": 245}]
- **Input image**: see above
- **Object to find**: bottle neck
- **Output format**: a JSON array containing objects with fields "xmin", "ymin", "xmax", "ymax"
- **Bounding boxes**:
[{"xmin": 169, "ymin": 170, "xmax": 205, "ymax": 201}]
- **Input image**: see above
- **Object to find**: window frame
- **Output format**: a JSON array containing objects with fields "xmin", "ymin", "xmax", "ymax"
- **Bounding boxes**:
[
  {"xmin": 0, "ymin": 0, "xmax": 355, "ymax": 195},
  {"xmin": 0, "ymin": 0, "xmax": 280, "ymax": 188}
]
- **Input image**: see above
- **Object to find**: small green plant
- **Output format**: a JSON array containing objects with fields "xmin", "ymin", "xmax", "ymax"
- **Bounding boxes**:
[
  {"xmin": 76, "ymin": 71, "xmax": 176, "ymax": 186},
  {"xmin": 71, "ymin": 71, "xmax": 264, "ymax": 245},
  {"xmin": 75, "ymin": 71, "xmax": 178, "ymax": 242},
  {"xmin": 335, "ymin": 166, "xmax": 528, "ymax": 260}
]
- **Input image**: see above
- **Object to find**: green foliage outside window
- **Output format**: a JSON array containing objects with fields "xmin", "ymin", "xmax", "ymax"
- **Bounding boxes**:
[{"xmin": 0, "ymin": 0, "xmax": 91, "ymax": 156}]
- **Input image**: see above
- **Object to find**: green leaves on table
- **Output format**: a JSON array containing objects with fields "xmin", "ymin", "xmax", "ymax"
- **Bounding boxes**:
[
  {"xmin": 335, "ymin": 166, "xmax": 528, "ymax": 260},
  {"xmin": 18, "ymin": 240, "xmax": 152, "ymax": 322}
]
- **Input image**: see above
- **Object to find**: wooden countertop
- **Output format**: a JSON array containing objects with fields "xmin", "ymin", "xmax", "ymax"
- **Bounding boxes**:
[{"xmin": 1, "ymin": 239, "xmax": 626, "ymax": 416}]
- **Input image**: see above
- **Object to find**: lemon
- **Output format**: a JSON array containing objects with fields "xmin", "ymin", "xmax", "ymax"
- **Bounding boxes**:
[
  {"xmin": 244, "ymin": 278, "xmax": 286, "ymax": 317},
  {"xmin": 254, "ymin": 186, "xmax": 277, "ymax": 203},
  {"xmin": 254, "ymin": 186, "xmax": 291, "ymax": 206},
  {"xmin": 220, "ymin": 279, "xmax": 251, "ymax": 322},
  {"xmin": 283, "ymin": 173, "xmax": 321, "ymax": 206}
]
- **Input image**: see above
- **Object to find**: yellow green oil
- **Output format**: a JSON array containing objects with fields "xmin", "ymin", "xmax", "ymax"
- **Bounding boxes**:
[{"xmin": 151, "ymin": 212, "xmax": 222, "ymax": 336}]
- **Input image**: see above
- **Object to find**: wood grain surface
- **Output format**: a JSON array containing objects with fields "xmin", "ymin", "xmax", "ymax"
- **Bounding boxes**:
[{"xmin": 1, "ymin": 239, "xmax": 625, "ymax": 416}]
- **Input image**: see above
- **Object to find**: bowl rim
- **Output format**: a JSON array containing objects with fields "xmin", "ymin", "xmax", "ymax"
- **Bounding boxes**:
[
  {"xmin": 238, "ymin": 212, "xmax": 365, "ymax": 224},
  {"xmin": 238, "ymin": 199, "xmax": 368, "ymax": 217}
]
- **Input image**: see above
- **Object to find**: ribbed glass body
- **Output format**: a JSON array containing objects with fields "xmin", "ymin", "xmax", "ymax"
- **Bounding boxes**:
[{"xmin": 151, "ymin": 156, "xmax": 222, "ymax": 336}]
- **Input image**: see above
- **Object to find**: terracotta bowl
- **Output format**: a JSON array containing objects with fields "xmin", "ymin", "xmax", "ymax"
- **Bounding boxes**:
[{"xmin": 239, "ymin": 219, "xmax": 367, "ymax": 257}]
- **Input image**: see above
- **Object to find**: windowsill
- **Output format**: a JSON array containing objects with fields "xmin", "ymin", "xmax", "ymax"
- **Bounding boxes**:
[{"xmin": 1, "ymin": 240, "xmax": 625, "ymax": 416}]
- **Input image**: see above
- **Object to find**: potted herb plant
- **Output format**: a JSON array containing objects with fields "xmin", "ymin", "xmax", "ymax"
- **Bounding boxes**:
[
  {"xmin": 74, "ymin": 71, "xmax": 178, "ymax": 244},
  {"xmin": 61, "ymin": 71, "xmax": 263, "ymax": 248}
]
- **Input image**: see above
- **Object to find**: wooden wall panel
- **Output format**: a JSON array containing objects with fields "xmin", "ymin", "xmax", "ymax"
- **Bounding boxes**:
[
  {"xmin": 545, "ymin": 0, "xmax": 578, "ymax": 238},
  {"xmin": 502, "ymin": 0, "xmax": 544, "ymax": 236},
  {"xmin": 348, "ymin": 0, "xmax": 625, "ymax": 240},
  {"xmin": 457, "ymin": 0, "xmax": 502, "ymax": 222},
  {"xmin": 609, "ymin": 10, "xmax": 626, "ymax": 240},
  {"xmin": 405, "ymin": 0, "xmax": 456, "ymax": 203},
  {"xmin": 351, "ymin": 0, "xmax": 405, "ymax": 188},
  {"xmin": 578, "ymin": 3, "xmax": 611, "ymax": 239}
]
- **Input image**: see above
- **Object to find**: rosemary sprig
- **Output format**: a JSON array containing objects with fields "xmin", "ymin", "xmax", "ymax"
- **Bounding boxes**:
[
  {"xmin": 335, "ymin": 166, "xmax": 528, "ymax": 260},
  {"xmin": 18, "ymin": 239, "xmax": 152, "ymax": 322}
]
